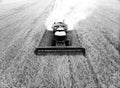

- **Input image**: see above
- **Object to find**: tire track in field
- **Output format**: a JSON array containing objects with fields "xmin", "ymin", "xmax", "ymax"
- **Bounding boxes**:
[
  {"xmin": 0, "ymin": 0, "xmax": 54, "ymax": 74},
  {"xmin": 76, "ymin": 26, "xmax": 120, "ymax": 87},
  {"xmin": 0, "ymin": 0, "xmax": 54, "ymax": 54},
  {"xmin": 74, "ymin": 29, "xmax": 102, "ymax": 88},
  {"xmin": 0, "ymin": 2, "xmax": 35, "ymax": 20},
  {"xmin": 74, "ymin": 1, "xmax": 120, "ymax": 87}
]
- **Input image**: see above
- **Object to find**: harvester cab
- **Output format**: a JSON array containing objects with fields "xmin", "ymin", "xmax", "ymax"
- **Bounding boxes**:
[
  {"xmin": 34, "ymin": 22, "xmax": 86, "ymax": 56},
  {"xmin": 52, "ymin": 22, "xmax": 70, "ymax": 46}
]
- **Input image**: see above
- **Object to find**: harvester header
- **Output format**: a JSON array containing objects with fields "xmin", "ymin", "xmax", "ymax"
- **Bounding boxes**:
[{"xmin": 34, "ymin": 22, "xmax": 85, "ymax": 56}]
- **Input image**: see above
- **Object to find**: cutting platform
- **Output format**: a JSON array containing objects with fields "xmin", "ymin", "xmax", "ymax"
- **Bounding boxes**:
[{"xmin": 34, "ymin": 30, "xmax": 85, "ymax": 56}]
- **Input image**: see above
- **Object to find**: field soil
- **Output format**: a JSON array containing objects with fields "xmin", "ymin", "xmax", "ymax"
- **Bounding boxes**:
[{"xmin": 0, "ymin": 0, "xmax": 120, "ymax": 88}]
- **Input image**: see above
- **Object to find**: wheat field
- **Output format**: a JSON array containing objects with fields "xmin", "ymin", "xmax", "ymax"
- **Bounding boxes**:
[{"xmin": 0, "ymin": 0, "xmax": 120, "ymax": 88}]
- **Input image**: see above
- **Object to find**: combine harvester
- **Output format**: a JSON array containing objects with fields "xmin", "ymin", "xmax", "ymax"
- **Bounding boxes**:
[{"xmin": 34, "ymin": 22, "xmax": 85, "ymax": 56}]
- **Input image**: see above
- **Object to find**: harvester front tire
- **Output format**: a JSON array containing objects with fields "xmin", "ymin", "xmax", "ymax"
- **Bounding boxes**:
[
  {"xmin": 65, "ymin": 40, "xmax": 71, "ymax": 46},
  {"xmin": 52, "ymin": 40, "xmax": 56, "ymax": 46}
]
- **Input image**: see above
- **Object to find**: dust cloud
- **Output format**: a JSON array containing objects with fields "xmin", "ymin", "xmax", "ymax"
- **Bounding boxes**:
[{"xmin": 45, "ymin": 0, "xmax": 98, "ymax": 31}]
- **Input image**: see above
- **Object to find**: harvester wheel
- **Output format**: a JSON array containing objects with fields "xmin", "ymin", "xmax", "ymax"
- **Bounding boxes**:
[
  {"xmin": 52, "ymin": 39, "xmax": 56, "ymax": 46},
  {"xmin": 65, "ymin": 40, "xmax": 71, "ymax": 46}
]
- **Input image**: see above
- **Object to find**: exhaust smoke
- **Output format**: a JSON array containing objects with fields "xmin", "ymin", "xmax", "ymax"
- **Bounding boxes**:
[{"xmin": 45, "ymin": 0, "xmax": 98, "ymax": 31}]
